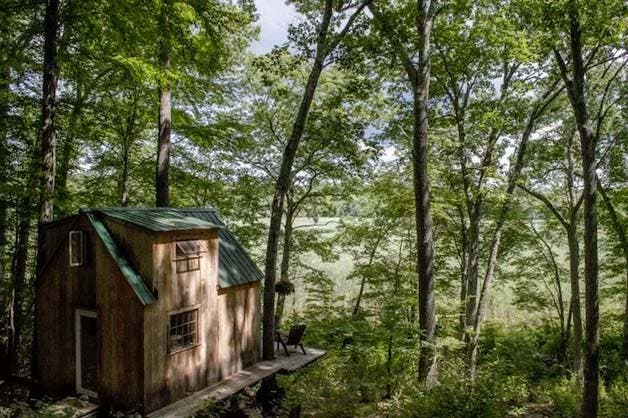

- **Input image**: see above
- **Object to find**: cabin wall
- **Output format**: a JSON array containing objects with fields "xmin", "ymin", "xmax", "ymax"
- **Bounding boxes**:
[
  {"xmin": 217, "ymin": 282, "xmax": 261, "ymax": 378},
  {"xmin": 94, "ymin": 236, "xmax": 145, "ymax": 412},
  {"xmin": 35, "ymin": 216, "xmax": 96, "ymax": 394},
  {"xmin": 35, "ymin": 215, "xmax": 145, "ymax": 412},
  {"xmin": 143, "ymin": 230, "xmax": 220, "ymax": 413}
]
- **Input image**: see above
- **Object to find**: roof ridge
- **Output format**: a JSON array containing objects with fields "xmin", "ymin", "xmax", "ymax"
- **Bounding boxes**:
[{"xmin": 88, "ymin": 207, "xmax": 222, "ymax": 232}]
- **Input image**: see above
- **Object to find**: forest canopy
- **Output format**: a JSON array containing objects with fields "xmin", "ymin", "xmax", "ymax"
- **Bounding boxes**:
[{"xmin": 0, "ymin": 0, "xmax": 626, "ymax": 417}]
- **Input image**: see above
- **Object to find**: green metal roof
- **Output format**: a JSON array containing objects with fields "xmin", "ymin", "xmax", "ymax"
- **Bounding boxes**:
[
  {"xmin": 87, "ymin": 207, "xmax": 222, "ymax": 232},
  {"xmin": 84, "ymin": 211, "xmax": 156, "ymax": 305},
  {"xmin": 84, "ymin": 207, "xmax": 262, "ymax": 289},
  {"xmin": 177, "ymin": 209, "xmax": 264, "ymax": 288}
]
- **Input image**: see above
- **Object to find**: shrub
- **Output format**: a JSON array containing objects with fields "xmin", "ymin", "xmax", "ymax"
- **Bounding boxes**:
[
  {"xmin": 535, "ymin": 377, "xmax": 581, "ymax": 418},
  {"xmin": 601, "ymin": 379, "xmax": 628, "ymax": 418}
]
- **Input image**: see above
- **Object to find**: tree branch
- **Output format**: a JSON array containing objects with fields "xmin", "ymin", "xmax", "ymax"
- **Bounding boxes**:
[{"xmin": 368, "ymin": 1, "xmax": 418, "ymax": 85}]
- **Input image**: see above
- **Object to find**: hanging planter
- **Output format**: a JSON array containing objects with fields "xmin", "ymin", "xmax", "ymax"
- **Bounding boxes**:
[{"xmin": 275, "ymin": 280, "xmax": 295, "ymax": 295}]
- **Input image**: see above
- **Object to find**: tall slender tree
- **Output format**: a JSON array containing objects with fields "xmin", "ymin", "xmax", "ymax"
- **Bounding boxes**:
[
  {"xmin": 38, "ymin": 0, "xmax": 60, "ymax": 228},
  {"xmin": 553, "ymin": 5, "xmax": 599, "ymax": 417},
  {"xmin": 156, "ymin": 0, "xmax": 171, "ymax": 207},
  {"xmin": 33, "ymin": 0, "xmax": 60, "ymax": 379},
  {"xmin": 261, "ymin": 0, "xmax": 370, "ymax": 361},
  {"xmin": 368, "ymin": 0, "xmax": 436, "ymax": 382}
]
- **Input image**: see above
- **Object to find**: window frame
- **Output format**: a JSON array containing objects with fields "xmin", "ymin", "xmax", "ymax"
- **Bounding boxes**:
[
  {"xmin": 173, "ymin": 238, "xmax": 205, "ymax": 274},
  {"xmin": 69, "ymin": 230, "xmax": 84, "ymax": 267},
  {"xmin": 167, "ymin": 305, "xmax": 201, "ymax": 355}
]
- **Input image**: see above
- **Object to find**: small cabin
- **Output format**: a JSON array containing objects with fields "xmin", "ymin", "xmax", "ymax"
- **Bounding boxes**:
[{"xmin": 34, "ymin": 207, "xmax": 262, "ymax": 414}]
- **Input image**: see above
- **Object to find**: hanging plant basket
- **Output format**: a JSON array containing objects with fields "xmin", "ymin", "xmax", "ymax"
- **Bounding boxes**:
[{"xmin": 275, "ymin": 280, "xmax": 295, "ymax": 295}]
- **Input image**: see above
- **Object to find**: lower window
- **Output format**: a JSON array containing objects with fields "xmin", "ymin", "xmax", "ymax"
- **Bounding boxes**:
[{"xmin": 168, "ymin": 308, "xmax": 198, "ymax": 352}]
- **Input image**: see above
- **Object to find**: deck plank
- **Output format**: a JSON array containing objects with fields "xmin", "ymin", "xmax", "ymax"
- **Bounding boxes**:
[{"xmin": 148, "ymin": 347, "xmax": 325, "ymax": 418}]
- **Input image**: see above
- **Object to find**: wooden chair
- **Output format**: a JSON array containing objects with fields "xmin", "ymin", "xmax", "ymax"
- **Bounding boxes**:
[{"xmin": 276, "ymin": 324, "xmax": 307, "ymax": 356}]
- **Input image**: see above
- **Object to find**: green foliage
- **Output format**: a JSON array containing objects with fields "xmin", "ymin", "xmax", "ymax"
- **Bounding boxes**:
[
  {"xmin": 602, "ymin": 379, "xmax": 628, "ymax": 418},
  {"xmin": 1, "ymin": 0, "xmax": 626, "ymax": 416},
  {"xmin": 535, "ymin": 377, "xmax": 582, "ymax": 418}
]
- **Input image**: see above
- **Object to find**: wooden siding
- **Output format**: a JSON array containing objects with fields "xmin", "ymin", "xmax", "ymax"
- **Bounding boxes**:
[
  {"xmin": 36, "ymin": 215, "xmax": 96, "ymax": 394},
  {"xmin": 217, "ymin": 282, "xmax": 261, "ymax": 379},
  {"xmin": 35, "ymin": 214, "xmax": 144, "ymax": 412},
  {"xmin": 94, "ymin": 234, "xmax": 144, "ymax": 411},
  {"xmin": 143, "ymin": 230, "xmax": 220, "ymax": 413}
]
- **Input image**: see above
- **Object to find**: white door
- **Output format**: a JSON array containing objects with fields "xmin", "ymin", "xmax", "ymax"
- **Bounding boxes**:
[{"xmin": 75, "ymin": 309, "xmax": 98, "ymax": 398}]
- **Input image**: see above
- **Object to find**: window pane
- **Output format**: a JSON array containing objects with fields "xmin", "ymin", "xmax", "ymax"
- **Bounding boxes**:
[
  {"xmin": 168, "ymin": 309, "xmax": 198, "ymax": 352},
  {"xmin": 70, "ymin": 231, "xmax": 83, "ymax": 266},
  {"xmin": 175, "ymin": 240, "xmax": 205, "ymax": 259}
]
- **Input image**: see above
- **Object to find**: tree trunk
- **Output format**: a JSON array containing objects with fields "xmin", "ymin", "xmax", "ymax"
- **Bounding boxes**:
[
  {"xmin": 464, "ymin": 203, "xmax": 481, "ymax": 335},
  {"xmin": 466, "ymin": 75, "xmax": 562, "ymax": 375},
  {"xmin": 120, "ymin": 143, "xmax": 130, "ymax": 207},
  {"xmin": 353, "ymin": 235, "xmax": 382, "ymax": 319},
  {"xmin": 554, "ymin": 5, "xmax": 599, "ymax": 416},
  {"xmin": 517, "ymin": 183, "xmax": 583, "ymax": 374},
  {"xmin": 457, "ymin": 205, "xmax": 469, "ymax": 337},
  {"xmin": 0, "ymin": 66, "xmax": 10, "ymax": 377},
  {"xmin": 468, "ymin": 112, "xmax": 536, "ymax": 375},
  {"xmin": 39, "ymin": 0, "xmax": 60, "ymax": 228},
  {"xmin": 34, "ymin": 0, "xmax": 60, "ymax": 380},
  {"xmin": 413, "ymin": 0, "xmax": 436, "ymax": 384},
  {"xmin": 532, "ymin": 222, "xmax": 568, "ymax": 361},
  {"xmin": 5, "ymin": 195, "xmax": 34, "ymax": 375},
  {"xmin": 262, "ymin": 0, "xmax": 333, "ymax": 361},
  {"xmin": 579, "ymin": 119, "xmax": 598, "ymax": 418},
  {"xmin": 567, "ymin": 223, "xmax": 583, "ymax": 374},
  {"xmin": 156, "ymin": 0, "xmax": 171, "ymax": 207},
  {"xmin": 156, "ymin": 84, "xmax": 171, "ymax": 207},
  {"xmin": 0, "ymin": 65, "xmax": 10, "ymax": 289},
  {"xmin": 597, "ymin": 182, "xmax": 628, "ymax": 360},
  {"xmin": 275, "ymin": 204, "xmax": 295, "ymax": 330}
]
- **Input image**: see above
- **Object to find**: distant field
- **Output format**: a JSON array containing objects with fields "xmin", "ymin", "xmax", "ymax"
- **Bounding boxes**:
[
  {"xmin": 252, "ymin": 217, "xmax": 359, "ymax": 315},
  {"xmin": 249, "ymin": 217, "xmax": 623, "ymax": 326}
]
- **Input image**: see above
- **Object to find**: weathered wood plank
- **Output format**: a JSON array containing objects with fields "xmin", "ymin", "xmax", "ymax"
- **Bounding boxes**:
[{"xmin": 148, "ymin": 347, "xmax": 326, "ymax": 418}]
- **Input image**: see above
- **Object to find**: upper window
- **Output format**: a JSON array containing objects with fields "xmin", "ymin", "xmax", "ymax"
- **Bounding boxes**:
[
  {"xmin": 69, "ymin": 231, "xmax": 84, "ymax": 267},
  {"xmin": 168, "ymin": 308, "xmax": 198, "ymax": 353},
  {"xmin": 175, "ymin": 240, "xmax": 205, "ymax": 273}
]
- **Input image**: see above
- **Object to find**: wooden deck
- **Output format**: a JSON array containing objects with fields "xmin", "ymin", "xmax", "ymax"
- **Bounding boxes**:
[{"xmin": 148, "ymin": 347, "xmax": 325, "ymax": 418}]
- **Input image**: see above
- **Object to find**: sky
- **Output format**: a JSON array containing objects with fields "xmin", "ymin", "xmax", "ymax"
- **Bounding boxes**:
[{"xmin": 251, "ymin": 0, "xmax": 296, "ymax": 54}]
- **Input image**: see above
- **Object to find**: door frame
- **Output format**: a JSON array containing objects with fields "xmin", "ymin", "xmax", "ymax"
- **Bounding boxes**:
[{"xmin": 75, "ymin": 308, "xmax": 98, "ymax": 398}]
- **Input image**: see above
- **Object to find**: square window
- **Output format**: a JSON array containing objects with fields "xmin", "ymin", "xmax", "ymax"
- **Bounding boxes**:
[
  {"xmin": 168, "ymin": 308, "xmax": 198, "ymax": 352},
  {"xmin": 69, "ymin": 231, "xmax": 83, "ymax": 267},
  {"xmin": 175, "ymin": 240, "xmax": 204, "ymax": 273}
]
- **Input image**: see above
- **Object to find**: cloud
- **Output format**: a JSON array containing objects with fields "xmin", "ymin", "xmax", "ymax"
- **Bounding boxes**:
[{"xmin": 251, "ymin": 0, "xmax": 297, "ymax": 54}]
